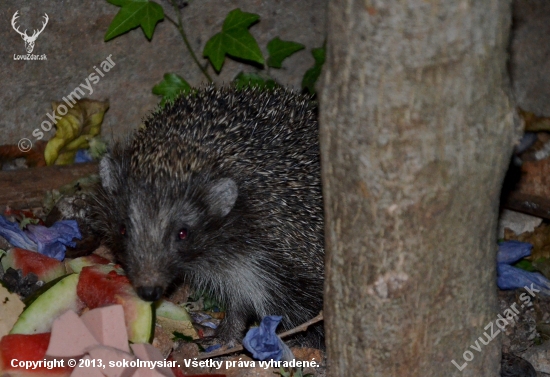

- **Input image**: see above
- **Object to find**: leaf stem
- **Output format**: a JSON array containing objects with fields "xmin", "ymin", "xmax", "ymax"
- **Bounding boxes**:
[{"xmin": 168, "ymin": 0, "xmax": 213, "ymax": 83}]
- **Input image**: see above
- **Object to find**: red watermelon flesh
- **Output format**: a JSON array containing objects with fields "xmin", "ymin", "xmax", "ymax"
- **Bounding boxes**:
[
  {"xmin": 1, "ymin": 248, "xmax": 66, "ymax": 283},
  {"xmin": 0, "ymin": 333, "xmax": 72, "ymax": 376},
  {"xmin": 76, "ymin": 265, "xmax": 153, "ymax": 343}
]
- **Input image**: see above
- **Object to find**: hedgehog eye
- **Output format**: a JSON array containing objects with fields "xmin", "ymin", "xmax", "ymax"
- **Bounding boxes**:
[
  {"xmin": 178, "ymin": 228, "xmax": 188, "ymax": 240},
  {"xmin": 119, "ymin": 225, "xmax": 127, "ymax": 236}
]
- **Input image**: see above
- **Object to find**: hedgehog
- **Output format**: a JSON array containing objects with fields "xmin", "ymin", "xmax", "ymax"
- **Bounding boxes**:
[{"xmin": 92, "ymin": 86, "xmax": 324, "ymax": 343}]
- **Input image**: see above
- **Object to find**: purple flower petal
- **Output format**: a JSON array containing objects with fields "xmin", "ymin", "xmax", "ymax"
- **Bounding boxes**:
[
  {"xmin": 497, "ymin": 241, "xmax": 533, "ymax": 265},
  {"xmin": 0, "ymin": 215, "xmax": 36, "ymax": 251},
  {"xmin": 75, "ymin": 149, "xmax": 93, "ymax": 163},
  {"xmin": 243, "ymin": 316, "xmax": 284, "ymax": 361},
  {"xmin": 497, "ymin": 264, "xmax": 550, "ymax": 295},
  {"xmin": 204, "ymin": 344, "xmax": 222, "ymax": 353},
  {"xmin": 26, "ymin": 220, "xmax": 81, "ymax": 261}
]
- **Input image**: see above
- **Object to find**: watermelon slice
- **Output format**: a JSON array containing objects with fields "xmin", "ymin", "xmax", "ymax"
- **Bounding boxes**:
[
  {"xmin": 1, "ymin": 248, "xmax": 66, "ymax": 283},
  {"xmin": 155, "ymin": 299, "xmax": 198, "ymax": 339},
  {"xmin": 66, "ymin": 253, "xmax": 111, "ymax": 274},
  {"xmin": 77, "ymin": 265, "xmax": 153, "ymax": 343},
  {"xmin": 0, "ymin": 333, "xmax": 72, "ymax": 376},
  {"xmin": 10, "ymin": 274, "xmax": 82, "ymax": 335}
]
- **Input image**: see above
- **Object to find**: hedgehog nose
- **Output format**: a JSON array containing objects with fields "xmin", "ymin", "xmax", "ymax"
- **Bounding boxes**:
[{"xmin": 136, "ymin": 286, "xmax": 163, "ymax": 301}]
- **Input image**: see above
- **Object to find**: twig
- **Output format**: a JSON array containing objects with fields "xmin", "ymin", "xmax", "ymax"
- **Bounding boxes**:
[
  {"xmin": 168, "ymin": 0, "xmax": 213, "ymax": 83},
  {"xmin": 197, "ymin": 311, "xmax": 324, "ymax": 360},
  {"xmin": 277, "ymin": 311, "xmax": 324, "ymax": 339}
]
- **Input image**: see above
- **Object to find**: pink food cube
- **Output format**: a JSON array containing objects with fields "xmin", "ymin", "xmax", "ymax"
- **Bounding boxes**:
[
  {"xmin": 46, "ymin": 310, "xmax": 99, "ymax": 358},
  {"xmin": 81, "ymin": 304, "xmax": 130, "ymax": 353}
]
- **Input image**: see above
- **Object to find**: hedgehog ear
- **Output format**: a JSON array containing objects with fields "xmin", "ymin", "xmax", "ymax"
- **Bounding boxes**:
[
  {"xmin": 205, "ymin": 178, "xmax": 238, "ymax": 218},
  {"xmin": 99, "ymin": 155, "xmax": 120, "ymax": 193}
]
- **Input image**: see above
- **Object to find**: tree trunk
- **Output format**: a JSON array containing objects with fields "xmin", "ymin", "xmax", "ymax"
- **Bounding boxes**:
[{"xmin": 320, "ymin": 1, "xmax": 516, "ymax": 376}]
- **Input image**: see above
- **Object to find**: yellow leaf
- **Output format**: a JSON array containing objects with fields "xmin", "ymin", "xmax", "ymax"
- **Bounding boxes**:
[{"xmin": 44, "ymin": 99, "xmax": 109, "ymax": 166}]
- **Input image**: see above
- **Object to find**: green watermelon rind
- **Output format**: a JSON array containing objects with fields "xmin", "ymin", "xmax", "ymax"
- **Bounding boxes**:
[
  {"xmin": 155, "ymin": 299, "xmax": 193, "ymax": 322},
  {"xmin": 1, "ymin": 248, "xmax": 66, "ymax": 283},
  {"xmin": 131, "ymin": 300, "xmax": 154, "ymax": 344},
  {"xmin": 23, "ymin": 274, "xmax": 72, "ymax": 308},
  {"xmin": 66, "ymin": 257, "xmax": 96, "ymax": 274},
  {"xmin": 10, "ymin": 273, "xmax": 80, "ymax": 335},
  {"xmin": 66, "ymin": 255, "xmax": 113, "ymax": 274}
]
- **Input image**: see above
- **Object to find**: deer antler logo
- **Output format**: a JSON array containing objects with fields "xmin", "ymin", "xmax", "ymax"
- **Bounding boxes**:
[{"xmin": 11, "ymin": 11, "xmax": 48, "ymax": 54}]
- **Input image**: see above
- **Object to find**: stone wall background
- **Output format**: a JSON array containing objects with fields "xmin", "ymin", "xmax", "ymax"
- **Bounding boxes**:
[
  {"xmin": 509, "ymin": 0, "xmax": 550, "ymax": 117},
  {"xmin": 0, "ymin": 0, "xmax": 326, "ymax": 146},
  {"xmin": 3, "ymin": 0, "xmax": 550, "ymax": 149}
]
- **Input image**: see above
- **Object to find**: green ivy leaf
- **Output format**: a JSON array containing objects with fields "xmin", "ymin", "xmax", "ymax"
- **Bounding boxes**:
[
  {"xmin": 152, "ymin": 73, "xmax": 191, "ymax": 107},
  {"xmin": 302, "ymin": 44, "xmax": 326, "ymax": 95},
  {"xmin": 106, "ymin": 0, "xmax": 131, "ymax": 6},
  {"xmin": 223, "ymin": 8, "xmax": 259, "ymax": 32},
  {"xmin": 223, "ymin": 28, "xmax": 263, "ymax": 64},
  {"xmin": 203, "ymin": 34, "xmax": 225, "ymax": 72},
  {"xmin": 234, "ymin": 72, "xmax": 277, "ymax": 90},
  {"xmin": 267, "ymin": 37, "xmax": 305, "ymax": 69},
  {"xmin": 203, "ymin": 9, "xmax": 264, "ymax": 72},
  {"xmin": 105, "ymin": 0, "xmax": 164, "ymax": 41}
]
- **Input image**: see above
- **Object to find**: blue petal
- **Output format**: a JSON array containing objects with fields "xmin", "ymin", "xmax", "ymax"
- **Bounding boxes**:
[
  {"xmin": 48, "ymin": 220, "xmax": 82, "ymax": 245},
  {"xmin": 25, "ymin": 220, "xmax": 82, "ymax": 261},
  {"xmin": 497, "ymin": 241, "xmax": 533, "ymax": 265},
  {"xmin": 0, "ymin": 215, "xmax": 36, "ymax": 251},
  {"xmin": 243, "ymin": 316, "xmax": 283, "ymax": 361},
  {"xmin": 75, "ymin": 149, "xmax": 93, "ymax": 163},
  {"xmin": 204, "ymin": 344, "xmax": 222, "ymax": 353},
  {"xmin": 497, "ymin": 264, "xmax": 550, "ymax": 295},
  {"xmin": 41, "ymin": 242, "xmax": 68, "ymax": 261}
]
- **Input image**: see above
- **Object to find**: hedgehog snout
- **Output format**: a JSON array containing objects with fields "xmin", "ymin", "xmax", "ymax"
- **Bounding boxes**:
[{"xmin": 136, "ymin": 285, "xmax": 164, "ymax": 302}]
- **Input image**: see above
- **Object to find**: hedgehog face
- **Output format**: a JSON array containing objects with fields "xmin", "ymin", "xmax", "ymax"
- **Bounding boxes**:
[{"xmin": 98, "ymin": 155, "xmax": 239, "ymax": 301}]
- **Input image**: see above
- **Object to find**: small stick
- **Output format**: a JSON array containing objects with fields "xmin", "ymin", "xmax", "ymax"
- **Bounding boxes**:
[
  {"xmin": 277, "ymin": 311, "xmax": 324, "ymax": 339},
  {"xmin": 197, "ymin": 311, "xmax": 324, "ymax": 360}
]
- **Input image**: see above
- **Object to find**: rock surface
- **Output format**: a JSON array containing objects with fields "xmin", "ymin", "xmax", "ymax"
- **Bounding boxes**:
[
  {"xmin": 0, "ymin": 0, "xmax": 326, "ymax": 146},
  {"xmin": 510, "ymin": 0, "xmax": 550, "ymax": 117}
]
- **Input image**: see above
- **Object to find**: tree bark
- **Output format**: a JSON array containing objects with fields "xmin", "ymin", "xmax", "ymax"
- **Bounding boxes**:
[{"xmin": 320, "ymin": 1, "xmax": 516, "ymax": 376}]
